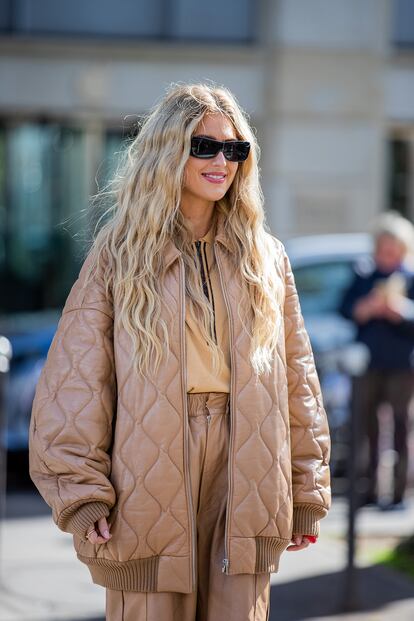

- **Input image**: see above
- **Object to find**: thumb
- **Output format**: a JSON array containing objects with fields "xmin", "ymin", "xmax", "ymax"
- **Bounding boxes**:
[{"xmin": 97, "ymin": 516, "xmax": 112, "ymax": 540}]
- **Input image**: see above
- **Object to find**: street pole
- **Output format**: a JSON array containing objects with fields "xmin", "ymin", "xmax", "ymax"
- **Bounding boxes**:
[
  {"xmin": 339, "ymin": 342, "xmax": 370, "ymax": 612},
  {"xmin": 343, "ymin": 374, "xmax": 359, "ymax": 611}
]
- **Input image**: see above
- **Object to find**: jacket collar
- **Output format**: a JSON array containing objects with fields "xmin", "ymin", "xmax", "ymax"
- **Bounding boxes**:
[
  {"xmin": 163, "ymin": 209, "xmax": 233, "ymax": 270},
  {"xmin": 193, "ymin": 220, "xmax": 215, "ymax": 244}
]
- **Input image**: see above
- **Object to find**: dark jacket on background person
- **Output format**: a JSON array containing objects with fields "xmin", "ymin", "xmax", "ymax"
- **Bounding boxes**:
[{"xmin": 339, "ymin": 258, "xmax": 414, "ymax": 370}]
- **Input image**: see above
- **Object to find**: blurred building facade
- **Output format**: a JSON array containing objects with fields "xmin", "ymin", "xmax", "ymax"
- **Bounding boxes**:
[{"xmin": 0, "ymin": 0, "xmax": 413, "ymax": 316}]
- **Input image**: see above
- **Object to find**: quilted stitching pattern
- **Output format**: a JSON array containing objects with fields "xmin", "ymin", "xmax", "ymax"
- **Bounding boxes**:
[
  {"xmin": 218, "ymin": 253, "xmax": 292, "ymax": 540},
  {"xmin": 105, "ymin": 268, "xmax": 190, "ymax": 561},
  {"xmin": 217, "ymin": 238, "xmax": 331, "ymax": 544},
  {"xmin": 281, "ymin": 246, "xmax": 331, "ymax": 511},
  {"xmin": 29, "ymin": 225, "xmax": 331, "ymax": 575},
  {"xmin": 28, "ymin": 256, "xmax": 117, "ymax": 533}
]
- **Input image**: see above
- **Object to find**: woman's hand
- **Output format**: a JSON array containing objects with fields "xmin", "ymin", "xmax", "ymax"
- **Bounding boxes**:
[
  {"xmin": 86, "ymin": 516, "xmax": 112, "ymax": 544},
  {"xmin": 286, "ymin": 534, "xmax": 314, "ymax": 552}
]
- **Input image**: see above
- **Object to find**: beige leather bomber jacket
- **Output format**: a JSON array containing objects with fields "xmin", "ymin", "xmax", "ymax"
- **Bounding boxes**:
[{"xmin": 29, "ymin": 210, "xmax": 331, "ymax": 594}]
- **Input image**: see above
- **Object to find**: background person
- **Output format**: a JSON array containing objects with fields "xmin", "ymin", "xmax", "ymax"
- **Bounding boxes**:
[{"xmin": 339, "ymin": 211, "xmax": 414, "ymax": 510}]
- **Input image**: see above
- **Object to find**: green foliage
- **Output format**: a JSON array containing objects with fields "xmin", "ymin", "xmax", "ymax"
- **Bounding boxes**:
[{"xmin": 375, "ymin": 536, "xmax": 414, "ymax": 579}]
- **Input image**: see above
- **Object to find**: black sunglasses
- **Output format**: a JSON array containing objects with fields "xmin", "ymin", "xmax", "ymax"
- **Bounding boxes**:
[{"xmin": 190, "ymin": 136, "xmax": 250, "ymax": 162}]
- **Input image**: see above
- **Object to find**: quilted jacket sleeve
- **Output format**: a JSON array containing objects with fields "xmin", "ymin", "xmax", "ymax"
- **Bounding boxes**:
[
  {"xmin": 28, "ymin": 251, "xmax": 117, "ymax": 542},
  {"xmin": 281, "ymin": 243, "xmax": 331, "ymax": 537}
]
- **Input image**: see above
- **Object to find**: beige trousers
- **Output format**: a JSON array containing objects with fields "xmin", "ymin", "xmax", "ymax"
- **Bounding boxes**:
[{"xmin": 105, "ymin": 391, "xmax": 271, "ymax": 621}]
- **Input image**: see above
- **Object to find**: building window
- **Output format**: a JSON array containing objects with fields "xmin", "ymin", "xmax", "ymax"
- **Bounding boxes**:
[
  {"xmin": 392, "ymin": 0, "xmax": 414, "ymax": 48},
  {"xmin": 0, "ymin": 119, "xmax": 139, "ymax": 316},
  {"xmin": 0, "ymin": 122, "xmax": 88, "ymax": 314},
  {"xmin": 387, "ymin": 138, "xmax": 411, "ymax": 219},
  {"xmin": 0, "ymin": 0, "xmax": 255, "ymax": 43}
]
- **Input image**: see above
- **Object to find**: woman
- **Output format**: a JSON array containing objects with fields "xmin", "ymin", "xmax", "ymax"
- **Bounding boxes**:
[{"xmin": 29, "ymin": 83, "xmax": 331, "ymax": 621}]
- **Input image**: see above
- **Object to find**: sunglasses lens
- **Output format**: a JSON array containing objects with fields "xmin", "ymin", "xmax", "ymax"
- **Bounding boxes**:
[
  {"xmin": 190, "ymin": 137, "xmax": 250, "ymax": 162},
  {"xmin": 190, "ymin": 137, "xmax": 219, "ymax": 158},
  {"xmin": 224, "ymin": 142, "xmax": 250, "ymax": 162}
]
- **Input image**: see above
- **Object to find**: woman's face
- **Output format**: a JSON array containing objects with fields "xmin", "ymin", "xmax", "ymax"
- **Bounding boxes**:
[{"xmin": 182, "ymin": 112, "xmax": 239, "ymax": 205}]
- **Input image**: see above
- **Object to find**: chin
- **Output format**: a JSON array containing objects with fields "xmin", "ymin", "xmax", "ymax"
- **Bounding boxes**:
[{"xmin": 201, "ymin": 189, "xmax": 229, "ymax": 201}]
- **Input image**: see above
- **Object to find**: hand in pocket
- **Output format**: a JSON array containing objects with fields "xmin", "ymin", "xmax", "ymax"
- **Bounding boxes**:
[{"xmin": 86, "ymin": 516, "xmax": 112, "ymax": 544}]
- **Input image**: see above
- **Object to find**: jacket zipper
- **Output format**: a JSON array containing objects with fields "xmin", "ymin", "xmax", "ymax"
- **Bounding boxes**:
[
  {"xmin": 179, "ymin": 256, "xmax": 197, "ymax": 591},
  {"xmin": 213, "ymin": 242, "xmax": 235, "ymax": 575}
]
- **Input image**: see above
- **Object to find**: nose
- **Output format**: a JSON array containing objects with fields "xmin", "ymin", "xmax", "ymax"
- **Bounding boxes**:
[{"xmin": 211, "ymin": 150, "xmax": 227, "ymax": 166}]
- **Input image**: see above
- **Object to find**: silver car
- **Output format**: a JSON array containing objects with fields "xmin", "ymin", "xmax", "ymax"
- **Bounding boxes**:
[{"xmin": 285, "ymin": 233, "xmax": 373, "ymax": 484}]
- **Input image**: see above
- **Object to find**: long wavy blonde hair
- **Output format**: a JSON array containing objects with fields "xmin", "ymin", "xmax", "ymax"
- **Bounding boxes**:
[{"xmin": 82, "ymin": 82, "xmax": 284, "ymax": 380}]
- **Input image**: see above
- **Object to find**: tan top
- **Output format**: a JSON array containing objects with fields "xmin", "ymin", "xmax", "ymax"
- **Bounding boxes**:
[{"xmin": 186, "ymin": 220, "xmax": 231, "ymax": 393}]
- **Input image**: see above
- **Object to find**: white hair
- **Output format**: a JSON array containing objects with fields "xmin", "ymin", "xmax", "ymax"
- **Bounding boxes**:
[{"xmin": 372, "ymin": 210, "xmax": 414, "ymax": 254}]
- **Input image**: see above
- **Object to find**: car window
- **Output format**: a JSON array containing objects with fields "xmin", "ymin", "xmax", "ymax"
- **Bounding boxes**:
[{"xmin": 293, "ymin": 260, "xmax": 356, "ymax": 315}]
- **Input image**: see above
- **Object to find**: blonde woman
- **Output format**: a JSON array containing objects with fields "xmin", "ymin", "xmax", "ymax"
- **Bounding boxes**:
[{"xmin": 29, "ymin": 83, "xmax": 331, "ymax": 621}]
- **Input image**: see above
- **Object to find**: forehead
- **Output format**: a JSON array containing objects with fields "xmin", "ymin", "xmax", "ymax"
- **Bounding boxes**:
[
  {"xmin": 194, "ymin": 113, "xmax": 237, "ymax": 140},
  {"xmin": 377, "ymin": 233, "xmax": 401, "ymax": 245},
  {"xmin": 376, "ymin": 233, "xmax": 405, "ymax": 250}
]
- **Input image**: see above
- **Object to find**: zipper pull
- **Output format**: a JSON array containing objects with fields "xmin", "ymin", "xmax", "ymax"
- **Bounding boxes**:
[
  {"xmin": 222, "ymin": 558, "xmax": 229, "ymax": 574},
  {"xmin": 206, "ymin": 413, "xmax": 211, "ymax": 425}
]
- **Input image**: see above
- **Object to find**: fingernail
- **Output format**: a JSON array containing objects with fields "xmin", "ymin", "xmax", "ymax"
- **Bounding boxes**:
[{"xmin": 104, "ymin": 529, "xmax": 110, "ymax": 538}]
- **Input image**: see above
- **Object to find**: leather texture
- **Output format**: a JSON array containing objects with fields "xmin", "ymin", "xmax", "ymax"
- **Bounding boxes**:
[
  {"xmin": 29, "ymin": 209, "xmax": 331, "ymax": 593},
  {"xmin": 105, "ymin": 391, "xmax": 271, "ymax": 620}
]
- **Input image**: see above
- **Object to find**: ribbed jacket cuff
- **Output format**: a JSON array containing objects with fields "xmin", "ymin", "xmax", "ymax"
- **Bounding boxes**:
[
  {"xmin": 59, "ymin": 501, "xmax": 110, "ymax": 541},
  {"xmin": 292, "ymin": 503, "xmax": 327, "ymax": 537}
]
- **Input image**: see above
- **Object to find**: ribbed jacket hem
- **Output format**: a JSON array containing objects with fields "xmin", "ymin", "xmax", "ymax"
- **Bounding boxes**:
[
  {"xmin": 78, "ymin": 554, "xmax": 159, "ymax": 591},
  {"xmin": 255, "ymin": 537, "xmax": 290, "ymax": 572},
  {"xmin": 76, "ymin": 535, "xmax": 293, "ymax": 593}
]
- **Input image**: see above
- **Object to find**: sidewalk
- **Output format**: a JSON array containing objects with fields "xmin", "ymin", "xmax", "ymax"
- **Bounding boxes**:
[
  {"xmin": 0, "ymin": 491, "xmax": 105, "ymax": 621},
  {"xmin": 1, "ymin": 491, "xmax": 414, "ymax": 620},
  {"xmin": 270, "ymin": 495, "xmax": 414, "ymax": 620}
]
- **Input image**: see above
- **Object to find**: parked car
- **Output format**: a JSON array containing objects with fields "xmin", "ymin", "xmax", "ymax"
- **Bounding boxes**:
[
  {"xmin": 285, "ymin": 233, "xmax": 373, "ymax": 481},
  {"xmin": 1, "ymin": 317, "xmax": 59, "ymax": 453}
]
